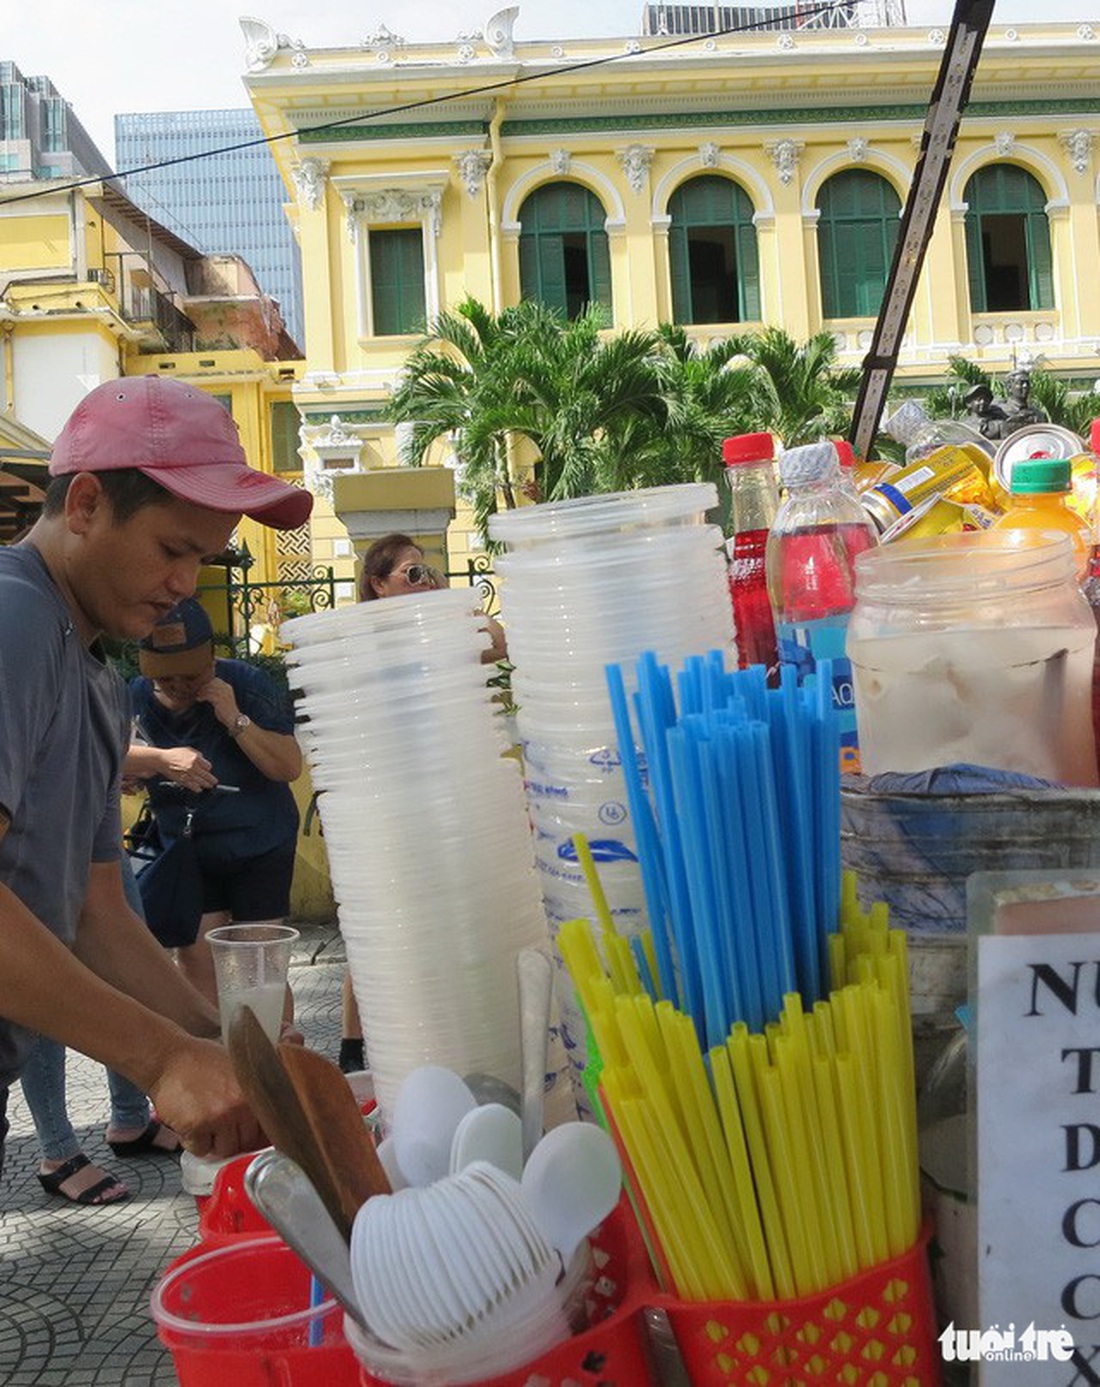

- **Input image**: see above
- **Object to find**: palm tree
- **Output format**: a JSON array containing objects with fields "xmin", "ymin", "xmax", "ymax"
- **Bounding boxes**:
[
  {"xmin": 730, "ymin": 326, "xmax": 860, "ymax": 447},
  {"xmin": 390, "ymin": 298, "xmax": 672, "ymax": 540}
]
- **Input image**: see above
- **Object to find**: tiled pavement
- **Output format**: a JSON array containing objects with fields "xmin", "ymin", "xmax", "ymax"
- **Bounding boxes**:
[{"xmin": 0, "ymin": 919, "xmax": 347, "ymax": 1386}]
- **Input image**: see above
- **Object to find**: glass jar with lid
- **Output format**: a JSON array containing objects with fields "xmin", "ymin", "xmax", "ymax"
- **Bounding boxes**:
[{"xmin": 848, "ymin": 530, "xmax": 1098, "ymax": 784}]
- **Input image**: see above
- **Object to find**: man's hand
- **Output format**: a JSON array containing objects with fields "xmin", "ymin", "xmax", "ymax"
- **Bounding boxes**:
[
  {"xmin": 196, "ymin": 676, "xmax": 242, "ymax": 731},
  {"xmin": 159, "ymin": 746, "xmax": 216, "ymax": 791},
  {"xmin": 148, "ymin": 1036, "xmax": 265, "ymax": 1158}
]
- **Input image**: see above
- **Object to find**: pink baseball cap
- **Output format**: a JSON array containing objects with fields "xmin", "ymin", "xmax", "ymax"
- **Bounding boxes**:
[{"xmin": 49, "ymin": 376, "xmax": 312, "ymax": 531}]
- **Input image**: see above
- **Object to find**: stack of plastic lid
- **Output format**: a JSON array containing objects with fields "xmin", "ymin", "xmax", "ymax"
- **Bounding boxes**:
[
  {"xmin": 282, "ymin": 590, "xmax": 574, "ymax": 1127},
  {"xmin": 489, "ymin": 485, "xmax": 736, "ymax": 1106}
]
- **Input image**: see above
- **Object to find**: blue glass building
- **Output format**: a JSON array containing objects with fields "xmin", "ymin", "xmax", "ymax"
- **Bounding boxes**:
[{"xmin": 115, "ymin": 108, "xmax": 304, "ymax": 351}]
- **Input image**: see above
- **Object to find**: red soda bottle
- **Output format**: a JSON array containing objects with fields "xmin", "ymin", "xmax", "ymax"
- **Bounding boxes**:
[{"xmin": 723, "ymin": 432, "xmax": 780, "ymax": 678}]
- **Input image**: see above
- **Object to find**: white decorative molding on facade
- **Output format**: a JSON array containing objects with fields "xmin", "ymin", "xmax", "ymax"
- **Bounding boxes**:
[
  {"xmin": 848, "ymin": 137, "xmax": 869, "ymax": 162},
  {"xmin": 361, "ymin": 23, "xmax": 406, "ymax": 49},
  {"xmin": 777, "ymin": 33, "xmax": 796, "ymax": 50},
  {"xmin": 549, "ymin": 148, "xmax": 572, "ymax": 175},
  {"xmin": 484, "ymin": 7, "xmax": 519, "ymax": 58},
  {"xmin": 301, "ymin": 415, "xmax": 365, "ymax": 503},
  {"xmin": 928, "ymin": 27, "xmax": 945, "ymax": 43},
  {"xmin": 1077, "ymin": 23, "xmax": 1096, "ymax": 39},
  {"xmin": 457, "ymin": 43, "xmax": 477, "ymax": 62},
  {"xmin": 617, "ymin": 144, "xmax": 655, "ymax": 194},
  {"xmin": 766, "ymin": 138, "xmax": 805, "ymax": 186},
  {"xmin": 240, "ymin": 17, "xmax": 283, "ymax": 72},
  {"xmin": 854, "ymin": 32, "xmax": 869, "ymax": 45},
  {"xmin": 699, "ymin": 141, "xmax": 720, "ymax": 169},
  {"xmin": 1059, "ymin": 129, "xmax": 1095, "ymax": 175},
  {"xmin": 344, "ymin": 188, "xmax": 445, "ymax": 243},
  {"xmin": 625, "ymin": 40, "xmax": 642, "ymax": 54},
  {"xmin": 454, "ymin": 149, "xmax": 493, "ymax": 198},
  {"xmin": 1004, "ymin": 28, "xmax": 1019, "ymax": 41},
  {"xmin": 703, "ymin": 38, "xmax": 717, "ymax": 52},
  {"xmin": 994, "ymin": 131, "xmax": 1016, "ymax": 156},
  {"xmin": 291, "ymin": 50, "xmax": 310, "ymax": 68},
  {"xmin": 551, "ymin": 45, "xmax": 565, "ymax": 58},
  {"xmin": 292, "ymin": 158, "xmax": 329, "ymax": 211}
]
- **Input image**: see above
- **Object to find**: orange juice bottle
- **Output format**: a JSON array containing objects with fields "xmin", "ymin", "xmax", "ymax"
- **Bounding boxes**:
[{"xmin": 990, "ymin": 456, "xmax": 1094, "ymax": 579}]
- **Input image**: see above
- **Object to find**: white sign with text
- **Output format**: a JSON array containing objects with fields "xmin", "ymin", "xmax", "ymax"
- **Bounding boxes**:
[{"xmin": 978, "ymin": 931, "xmax": 1100, "ymax": 1385}]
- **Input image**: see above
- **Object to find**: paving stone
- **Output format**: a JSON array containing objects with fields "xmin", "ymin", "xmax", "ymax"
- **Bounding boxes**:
[{"xmin": 0, "ymin": 920, "xmax": 346, "ymax": 1384}]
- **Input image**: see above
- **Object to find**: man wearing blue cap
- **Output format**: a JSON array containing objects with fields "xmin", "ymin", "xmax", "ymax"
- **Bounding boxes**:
[{"xmin": 0, "ymin": 377, "xmax": 313, "ymax": 1178}]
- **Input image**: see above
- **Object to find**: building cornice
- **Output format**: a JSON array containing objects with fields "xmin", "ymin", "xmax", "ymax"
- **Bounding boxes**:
[{"xmin": 296, "ymin": 96, "xmax": 1100, "ymax": 148}]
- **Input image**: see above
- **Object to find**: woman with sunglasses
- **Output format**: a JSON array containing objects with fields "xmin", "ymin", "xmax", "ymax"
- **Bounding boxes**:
[
  {"xmin": 334, "ymin": 533, "xmax": 508, "ymax": 1071},
  {"xmin": 358, "ymin": 533, "xmax": 507, "ymax": 663}
]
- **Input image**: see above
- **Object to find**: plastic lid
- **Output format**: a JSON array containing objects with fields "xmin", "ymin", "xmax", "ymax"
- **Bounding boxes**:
[
  {"xmin": 778, "ymin": 441, "xmax": 840, "ymax": 488},
  {"xmin": 881, "ymin": 400, "xmax": 930, "ymax": 446},
  {"xmin": 1009, "ymin": 456, "xmax": 1072, "ymax": 494},
  {"xmin": 722, "ymin": 432, "xmax": 775, "ymax": 466}
]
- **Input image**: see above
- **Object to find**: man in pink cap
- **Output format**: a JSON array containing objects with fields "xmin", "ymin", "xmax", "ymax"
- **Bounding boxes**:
[{"xmin": 0, "ymin": 377, "xmax": 313, "ymax": 1174}]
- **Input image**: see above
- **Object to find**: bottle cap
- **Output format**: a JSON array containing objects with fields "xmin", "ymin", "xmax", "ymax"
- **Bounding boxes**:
[
  {"xmin": 1091, "ymin": 418, "xmax": 1100, "ymax": 454},
  {"xmin": 778, "ymin": 441, "xmax": 840, "ymax": 488},
  {"xmin": 881, "ymin": 400, "xmax": 930, "ymax": 446},
  {"xmin": 722, "ymin": 432, "xmax": 775, "ymax": 466},
  {"xmin": 834, "ymin": 439, "xmax": 856, "ymax": 471},
  {"xmin": 1009, "ymin": 456, "xmax": 1072, "ymax": 494}
]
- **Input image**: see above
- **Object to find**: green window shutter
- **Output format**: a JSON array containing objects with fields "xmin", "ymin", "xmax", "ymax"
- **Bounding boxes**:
[
  {"xmin": 271, "ymin": 400, "xmax": 302, "ymax": 474},
  {"xmin": 537, "ymin": 233, "xmax": 568, "ymax": 314},
  {"xmin": 518, "ymin": 183, "xmax": 611, "ymax": 319},
  {"xmin": 669, "ymin": 222, "xmax": 693, "ymax": 322},
  {"xmin": 736, "ymin": 220, "xmax": 761, "ymax": 321},
  {"xmin": 1026, "ymin": 210, "xmax": 1054, "ymax": 310},
  {"xmin": 816, "ymin": 171, "xmax": 900, "ymax": 318},
  {"xmin": 667, "ymin": 175, "xmax": 758, "ymax": 326},
  {"xmin": 370, "ymin": 228, "xmax": 425, "ymax": 336},
  {"xmin": 965, "ymin": 209, "xmax": 987, "ymax": 312},
  {"xmin": 589, "ymin": 231, "xmax": 612, "ymax": 315}
]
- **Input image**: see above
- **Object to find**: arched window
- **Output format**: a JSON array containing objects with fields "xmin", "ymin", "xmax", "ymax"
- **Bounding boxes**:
[
  {"xmin": 816, "ymin": 170, "xmax": 901, "ymax": 319},
  {"xmin": 518, "ymin": 182, "xmax": 612, "ymax": 319},
  {"xmin": 964, "ymin": 164, "xmax": 1054, "ymax": 312},
  {"xmin": 668, "ymin": 175, "xmax": 760, "ymax": 324}
]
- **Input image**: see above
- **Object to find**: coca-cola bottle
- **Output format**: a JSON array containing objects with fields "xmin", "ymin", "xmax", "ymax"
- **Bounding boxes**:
[{"xmin": 723, "ymin": 432, "xmax": 780, "ymax": 678}]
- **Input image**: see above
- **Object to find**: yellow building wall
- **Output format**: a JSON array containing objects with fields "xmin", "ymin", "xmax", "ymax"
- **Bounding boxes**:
[{"xmin": 0, "ymin": 212, "xmax": 70, "ymax": 270}]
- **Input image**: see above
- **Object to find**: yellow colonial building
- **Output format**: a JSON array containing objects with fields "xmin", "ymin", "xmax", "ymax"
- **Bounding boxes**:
[{"xmin": 241, "ymin": 11, "xmax": 1100, "ymax": 570}]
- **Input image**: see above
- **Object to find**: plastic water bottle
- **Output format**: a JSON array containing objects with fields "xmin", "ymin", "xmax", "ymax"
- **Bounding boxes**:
[
  {"xmin": 723, "ymin": 432, "xmax": 780, "ymax": 676},
  {"xmin": 765, "ymin": 441, "xmax": 878, "ymax": 773}
]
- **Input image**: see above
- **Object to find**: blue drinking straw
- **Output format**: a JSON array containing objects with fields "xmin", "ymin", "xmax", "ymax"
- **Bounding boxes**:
[
  {"xmin": 714, "ymin": 724, "xmax": 767, "ymax": 1034},
  {"xmin": 604, "ymin": 662, "xmax": 679, "ymax": 1005},
  {"xmin": 308, "ymin": 1275, "xmax": 324, "ymax": 1347},
  {"xmin": 667, "ymin": 722, "xmax": 728, "ymax": 1047},
  {"xmin": 634, "ymin": 654, "xmax": 703, "ymax": 1023}
]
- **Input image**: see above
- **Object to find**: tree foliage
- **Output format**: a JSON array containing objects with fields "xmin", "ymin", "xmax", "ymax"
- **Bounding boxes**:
[{"xmin": 389, "ymin": 300, "xmax": 863, "ymax": 542}]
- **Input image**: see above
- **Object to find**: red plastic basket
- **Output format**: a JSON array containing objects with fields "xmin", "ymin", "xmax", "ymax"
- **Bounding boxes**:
[
  {"xmin": 665, "ymin": 1229, "xmax": 941, "ymax": 1387},
  {"xmin": 353, "ymin": 1209, "xmax": 939, "ymax": 1387}
]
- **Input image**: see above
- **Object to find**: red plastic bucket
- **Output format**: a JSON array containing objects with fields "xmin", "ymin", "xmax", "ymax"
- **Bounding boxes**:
[{"xmin": 151, "ymin": 1235, "xmax": 359, "ymax": 1386}]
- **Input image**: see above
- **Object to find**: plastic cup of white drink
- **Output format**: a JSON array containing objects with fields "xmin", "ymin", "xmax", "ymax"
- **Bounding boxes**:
[{"xmin": 207, "ymin": 924, "xmax": 300, "ymax": 1044}]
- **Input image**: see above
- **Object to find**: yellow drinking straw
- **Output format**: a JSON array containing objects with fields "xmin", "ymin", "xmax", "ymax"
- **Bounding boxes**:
[{"xmin": 708, "ymin": 1044, "xmax": 775, "ymax": 1301}]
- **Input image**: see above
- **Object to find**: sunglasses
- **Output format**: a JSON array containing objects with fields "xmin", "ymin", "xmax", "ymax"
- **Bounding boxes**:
[{"xmin": 397, "ymin": 563, "xmax": 434, "ymax": 586}]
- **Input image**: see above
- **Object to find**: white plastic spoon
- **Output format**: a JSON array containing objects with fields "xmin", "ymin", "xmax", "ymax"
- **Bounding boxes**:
[
  {"xmin": 449, "ymin": 1102, "xmax": 524, "ymax": 1181},
  {"xmin": 392, "ymin": 1065, "xmax": 477, "ymax": 1187},
  {"xmin": 520, "ymin": 1121, "xmax": 622, "ymax": 1268}
]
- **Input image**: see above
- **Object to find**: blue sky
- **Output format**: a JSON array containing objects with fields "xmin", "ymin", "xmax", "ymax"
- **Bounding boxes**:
[{"xmin": 5, "ymin": 0, "xmax": 1094, "ymax": 163}]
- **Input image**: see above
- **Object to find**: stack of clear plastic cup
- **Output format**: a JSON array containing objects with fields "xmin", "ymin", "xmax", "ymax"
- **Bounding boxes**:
[
  {"xmin": 489, "ymin": 485, "xmax": 736, "ymax": 1108},
  {"xmin": 281, "ymin": 590, "xmax": 574, "ymax": 1127}
]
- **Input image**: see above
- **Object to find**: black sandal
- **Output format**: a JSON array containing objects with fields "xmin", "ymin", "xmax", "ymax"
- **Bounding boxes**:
[
  {"xmin": 37, "ymin": 1152, "xmax": 131, "ymax": 1205},
  {"xmin": 107, "ymin": 1118, "xmax": 181, "ymax": 1158}
]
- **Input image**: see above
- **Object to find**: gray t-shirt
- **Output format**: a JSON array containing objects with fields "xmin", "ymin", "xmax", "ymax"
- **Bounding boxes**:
[{"xmin": 0, "ymin": 544, "xmax": 129, "ymax": 1090}]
